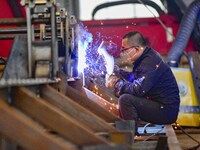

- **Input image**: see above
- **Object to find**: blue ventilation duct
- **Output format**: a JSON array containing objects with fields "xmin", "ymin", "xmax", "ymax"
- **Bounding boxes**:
[{"xmin": 167, "ymin": 0, "xmax": 200, "ymax": 67}]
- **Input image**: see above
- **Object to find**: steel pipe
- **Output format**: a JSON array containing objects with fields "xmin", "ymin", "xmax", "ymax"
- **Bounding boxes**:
[{"xmin": 0, "ymin": 18, "xmax": 50, "ymax": 25}]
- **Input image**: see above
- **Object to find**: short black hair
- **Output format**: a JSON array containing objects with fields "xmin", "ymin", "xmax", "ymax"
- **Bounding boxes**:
[{"xmin": 123, "ymin": 31, "xmax": 147, "ymax": 47}]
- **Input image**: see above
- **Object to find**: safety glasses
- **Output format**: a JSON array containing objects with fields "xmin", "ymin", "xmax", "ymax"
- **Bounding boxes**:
[{"xmin": 120, "ymin": 46, "xmax": 138, "ymax": 52}]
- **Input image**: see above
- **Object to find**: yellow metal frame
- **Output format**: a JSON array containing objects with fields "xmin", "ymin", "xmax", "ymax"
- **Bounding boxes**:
[
  {"xmin": 0, "ymin": 64, "xmax": 5, "ymax": 78},
  {"xmin": 172, "ymin": 67, "xmax": 200, "ymax": 126}
]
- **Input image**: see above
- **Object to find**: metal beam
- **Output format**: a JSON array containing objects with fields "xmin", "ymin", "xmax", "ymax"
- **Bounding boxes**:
[
  {"xmin": 0, "ymin": 99, "xmax": 77, "ymax": 150},
  {"xmin": 82, "ymin": 87, "xmax": 119, "ymax": 116},
  {"xmin": 40, "ymin": 84, "xmax": 118, "ymax": 133},
  {"xmin": 13, "ymin": 87, "xmax": 111, "ymax": 146},
  {"xmin": 66, "ymin": 84, "xmax": 121, "ymax": 122},
  {"xmin": 52, "ymin": 71, "xmax": 121, "ymax": 122},
  {"xmin": 164, "ymin": 125, "xmax": 182, "ymax": 150},
  {"xmin": 85, "ymin": 81, "xmax": 118, "ymax": 105}
]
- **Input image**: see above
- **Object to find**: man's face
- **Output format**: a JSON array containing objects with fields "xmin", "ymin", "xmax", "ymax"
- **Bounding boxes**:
[{"xmin": 120, "ymin": 38, "xmax": 138, "ymax": 63}]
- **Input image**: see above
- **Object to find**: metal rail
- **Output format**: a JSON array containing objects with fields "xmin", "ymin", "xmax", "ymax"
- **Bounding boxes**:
[{"xmin": 0, "ymin": 18, "xmax": 50, "ymax": 25}]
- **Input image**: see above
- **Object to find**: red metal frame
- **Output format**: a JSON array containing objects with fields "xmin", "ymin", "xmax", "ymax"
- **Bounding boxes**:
[
  {"xmin": 0, "ymin": 0, "xmax": 25, "ymax": 58},
  {"xmin": 0, "ymin": 2, "xmax": 196, "ymax": 58},
  {"xmin": 81, "ymin": 14, "xmax": 196, "ymax": 57}
]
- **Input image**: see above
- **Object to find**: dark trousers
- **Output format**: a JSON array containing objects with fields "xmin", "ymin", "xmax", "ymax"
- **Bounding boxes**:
[{"xmin": 118, "ymin": 94, "xmax": 178, "ymax": 130}]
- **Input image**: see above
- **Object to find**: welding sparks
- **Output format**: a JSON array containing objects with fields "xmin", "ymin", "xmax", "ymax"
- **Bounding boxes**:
[
  {"xmin": 77, "ymin": 22, "xmax": 118, "ymax": 86},
  {"xmin": 77, "ymin": 23, "xmax": 120, "ymax": 114},
  {"xmin": 77, "ymin": 23, "xmax": 93, "ymax": 73}
]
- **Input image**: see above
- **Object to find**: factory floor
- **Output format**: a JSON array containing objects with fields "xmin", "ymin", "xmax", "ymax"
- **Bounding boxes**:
[
  {"xmin": 175, "ymin": 127, "xmax": 200, "ymax": 150},
  {"xmin": 131, "ymin": 123, "xmax": 200, "ymax": 150}
]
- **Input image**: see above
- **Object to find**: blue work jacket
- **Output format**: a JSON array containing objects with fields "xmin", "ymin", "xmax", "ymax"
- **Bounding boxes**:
[{"xmin": 115, "ymin": 47, "xmax": 180, "ymax": 109}]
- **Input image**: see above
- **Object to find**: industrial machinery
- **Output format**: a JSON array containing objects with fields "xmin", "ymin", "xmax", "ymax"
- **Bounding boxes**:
[
  {"xmin": 0, "ymin": 0, "xmax": 200, "ymax": 150},
  {"xmin": 0, "ymin": 0, "xmax": 79, "ymax": 88}
]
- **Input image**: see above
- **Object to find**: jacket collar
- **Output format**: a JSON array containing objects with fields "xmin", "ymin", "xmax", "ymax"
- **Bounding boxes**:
[{"xmin": 133, "ymin": 47, "xmax": 150, "ymax": 66}]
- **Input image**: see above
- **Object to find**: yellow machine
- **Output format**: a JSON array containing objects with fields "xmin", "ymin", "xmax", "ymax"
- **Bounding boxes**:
[
  {"xmin": 172, "ymin": 67, "xmax": 200, "ymax": 127},
  {"xmin": 0, "ymin": 58, "xmax": 5, "ymax": 78}
]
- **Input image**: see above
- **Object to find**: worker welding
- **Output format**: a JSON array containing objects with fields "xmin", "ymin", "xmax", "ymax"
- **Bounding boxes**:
[{"xmin": 0, "ymin": 0, "xmax": 200, "ymax": 149}]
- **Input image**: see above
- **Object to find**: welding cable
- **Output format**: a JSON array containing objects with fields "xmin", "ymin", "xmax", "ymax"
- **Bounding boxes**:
[
  {"xmin": 141, "ymin": 127, "xmax": 164, "ymax": 142},
  {"xmin": 166, "ymin": 0, "xmax": 200, "ymax": 67},
  {"xmin": 175, "ymin": 122, "xmax": 200, "ymax": 150},
  {"xmin": 141, "ymin": 122, "xmax": 151, "ymax": 134},
  {"xmin": 92, "ymin": 0, "xmax": 164, "ymax": 20},
  {"xmin": 134, "ymin": 129, "xmax": 164, "ymax": 150}
]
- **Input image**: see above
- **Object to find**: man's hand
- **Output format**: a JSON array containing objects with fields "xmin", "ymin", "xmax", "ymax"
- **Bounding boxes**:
[{"xmin": 105, "ymin": 74, "xmax": 119, "ymax": 89}]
